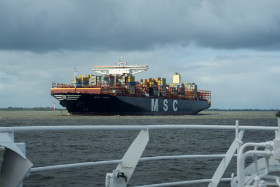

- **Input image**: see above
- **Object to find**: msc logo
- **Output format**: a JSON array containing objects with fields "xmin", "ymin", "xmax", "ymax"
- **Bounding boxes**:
[{"xmin": 151, "ymin": 99, "xmax": 178, "ymax": 112}]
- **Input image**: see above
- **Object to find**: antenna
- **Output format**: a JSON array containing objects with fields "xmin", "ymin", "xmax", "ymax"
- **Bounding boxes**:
[{"xmin": 74, "ymin": 68, "xmax": 77, "ymax": 88}]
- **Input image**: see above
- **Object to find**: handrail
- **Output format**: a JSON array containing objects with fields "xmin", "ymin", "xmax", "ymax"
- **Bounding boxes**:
[
  {"xmin": 0, "ymin": 124, "xmax": 277, "ymax": 133},
  {"xmin": 134, "ymin": 178, "xmax": 232, "ymax": 187},
  {"xmin": 30, "ymin": 154, "xmax": 237, "ymax": 172}
]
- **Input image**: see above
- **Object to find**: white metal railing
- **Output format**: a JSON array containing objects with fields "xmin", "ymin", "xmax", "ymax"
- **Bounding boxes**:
[
  {"xmin": 0, "ymin": 118, "xmax": 280, "ymax": 187},
  {"xmin": 30, "ymin": 154, "xmax": 231, "ymax": 173},
  {"xmin": 0, "ymin": 124, "xmax": 277, "ymax": 133}
]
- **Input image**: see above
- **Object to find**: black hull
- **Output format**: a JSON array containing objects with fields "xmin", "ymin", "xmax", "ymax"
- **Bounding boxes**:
[{"xmin": 53, "ymin": 94, "xmax": 210, "ymax": 115}]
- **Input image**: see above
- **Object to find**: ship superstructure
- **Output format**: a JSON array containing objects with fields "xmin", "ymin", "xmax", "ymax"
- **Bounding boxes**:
[
  {"xmin": 51, "ymin": 61, "xmax": 211, "ymax": 115},
  {"xmin": 93, "ymin": 61, "xmax": 148, "ymax": 75}
]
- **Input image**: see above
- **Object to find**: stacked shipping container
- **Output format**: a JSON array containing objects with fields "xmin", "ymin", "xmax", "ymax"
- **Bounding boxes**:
[{"xmin": 62, "ymin": 73, "xmax": 210, "ymax": 103}]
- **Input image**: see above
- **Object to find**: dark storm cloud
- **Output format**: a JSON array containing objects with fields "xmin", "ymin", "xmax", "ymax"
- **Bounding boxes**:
[{"xmin": 0, "ymin": 0, "xmax": 280, "ymax": 52}]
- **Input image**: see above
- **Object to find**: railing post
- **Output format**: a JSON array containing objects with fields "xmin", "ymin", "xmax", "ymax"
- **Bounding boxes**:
[
  {"xmin": 235, "ymin": 120, "xmax": 243, "ymax": 154},
  {"xmin": 106, "ymin": 129, "xmax": 149, "ymax": 187},
  {"xmin": 276, "ymin": 111, "xmax": 280, "ymax": 138},
  {"xmin": 273, "ymin": 111, "xmax": 280, "ymax": 162},
  {"xmin": 209, "ymin": 123, "xmax": 244, "ymax": 187}
]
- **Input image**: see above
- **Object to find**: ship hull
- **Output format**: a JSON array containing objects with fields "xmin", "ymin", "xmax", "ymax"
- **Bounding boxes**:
[{"xmin": 52, "ymin": 94, "xmax": 210, "ymax": 115}]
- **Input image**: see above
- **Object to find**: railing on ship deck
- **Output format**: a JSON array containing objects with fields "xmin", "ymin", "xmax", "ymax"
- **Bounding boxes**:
[{"xmin": 0, "ymin": 122, "xmax": 279, "ymax": 187}]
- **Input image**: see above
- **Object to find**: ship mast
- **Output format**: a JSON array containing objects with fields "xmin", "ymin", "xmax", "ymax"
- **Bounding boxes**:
[{"xmin": 73, "ymin": 68, "xmax": 77, "ymax": 88}]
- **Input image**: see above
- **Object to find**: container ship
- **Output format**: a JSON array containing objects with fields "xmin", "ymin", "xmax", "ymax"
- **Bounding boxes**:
[{"xmin": 51, "ymin": 61, "xmax": 211, "ymax": 115}]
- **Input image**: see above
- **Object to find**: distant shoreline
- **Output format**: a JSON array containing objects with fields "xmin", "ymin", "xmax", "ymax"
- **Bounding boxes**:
[
  {"xmin": 0, "ymin": 107, "xmax": 64, "ymax": 111},
  {"xmin": 207, "ymin": 109, "xmax": 279, "ymax": 111}
]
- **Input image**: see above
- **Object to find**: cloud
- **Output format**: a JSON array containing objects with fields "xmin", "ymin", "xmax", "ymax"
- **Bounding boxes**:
[
  {"xmin": 0, "ymin": 1, "xmax": 279, "ymax": 110},
  {"xmin": 184, "ymin": 52, "xmax": 280, "ymax": 109},
  {"xmin": 0, "ymin": 0, "xmax": 280, "ymax": 52}
]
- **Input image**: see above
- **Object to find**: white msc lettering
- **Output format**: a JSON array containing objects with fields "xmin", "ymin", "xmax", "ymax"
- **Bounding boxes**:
[
  {"xmin": 173, "ymin": 100, "xmax": 178, "ymax": 111},
  {"xmin": 151, "ymin": 99, "xmax": 158, "ymax": 111},
  {"xmin": 163, "ymin": 99, "xmax": 168, "ymax": 111}
]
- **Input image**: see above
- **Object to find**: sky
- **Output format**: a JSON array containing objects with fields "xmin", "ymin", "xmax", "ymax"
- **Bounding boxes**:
[{"xmin": 0, "ymin": 0, "xmax": 279, "ymax": 109}]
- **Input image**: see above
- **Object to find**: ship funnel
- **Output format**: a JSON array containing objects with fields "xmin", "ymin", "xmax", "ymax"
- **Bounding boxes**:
[{"xmin": 173, "ymin": 72, "xmax": 181, "ymax": 85}]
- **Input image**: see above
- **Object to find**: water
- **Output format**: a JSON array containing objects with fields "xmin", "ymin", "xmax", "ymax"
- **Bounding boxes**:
[{"xmin": 0, "ymin": 110, "xmax": 278, "ymax": 186}]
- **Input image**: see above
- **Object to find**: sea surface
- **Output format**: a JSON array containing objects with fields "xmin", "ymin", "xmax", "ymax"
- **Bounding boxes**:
[{"xmin": 0, "ymin": 110, "xmax": 278, "ymax": 187}]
